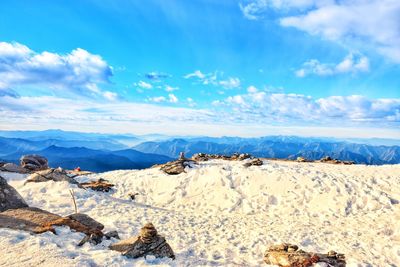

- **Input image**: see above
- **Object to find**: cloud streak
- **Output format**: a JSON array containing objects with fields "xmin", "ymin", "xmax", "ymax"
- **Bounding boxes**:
[{"xmin": 295, "ymin": 53, "xmax": 369, "ymax": 77}]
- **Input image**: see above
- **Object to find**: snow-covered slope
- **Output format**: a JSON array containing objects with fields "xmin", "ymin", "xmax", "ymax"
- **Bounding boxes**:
[{"xmin": 1, "ymin": 160, "xmax": 399, "ymax": 266}]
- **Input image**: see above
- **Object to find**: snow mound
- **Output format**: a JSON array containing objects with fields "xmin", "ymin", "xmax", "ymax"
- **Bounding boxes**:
[{"xmin": 1, "ymin": 159, "xmax": 399, "ymax": 266}]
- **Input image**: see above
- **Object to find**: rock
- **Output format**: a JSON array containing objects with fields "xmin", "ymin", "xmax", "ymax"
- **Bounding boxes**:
[
  {"xmin": 20, "ymin": 154, "xmax": 48, "ymax": 171},
  {"xmin": 67, "ymin": 213, "xmax": 104, "ymax": 231},
  {"xmin": 129, "ymin": 193, "xmax": 139, "ymax": 200},
  {"xmin": 79, "ymin": 178, "xmax": 114, "ymax": 192},
  {"xmin": 243, "ymin": 158, "xmax": 263, "ymax": 167},
  {"xmin": 77, "ymin": 233, "xmax": 103, "ymax": 246},
  {"xmin": 105, "ymin": 230, "xmax": 120, "ymax": 240},
  {"xmin": 0, "ymin": 175, "xmax": 29, "ymax": 212},
  {"xmin": 25, "ymin": 168, "xmax": 77, "ymax": 184},
  {"xmin": 191, "ymin": 153, "xmax": 209, "ymax": 161},
  {"xmin": 110, "ymin": 222, "xmax": 175, "ymax": 259},
  {"xmin": 264, "ymin": 243, "xmax": 346, "ymax": 267},
  {"xmin": 0, "ymin": 163, "xmax": 28, "ymax": 173},
  {"xmin": 296, "ymin": 157, "xmax": 308, "ymax": 162},
  {"xmin": 238, "ymin": 153, "xmax": 252, "ymax": 160},
  {"xmin": 160, "ymin": 160, "xmax": 196, "ymax": 175}
]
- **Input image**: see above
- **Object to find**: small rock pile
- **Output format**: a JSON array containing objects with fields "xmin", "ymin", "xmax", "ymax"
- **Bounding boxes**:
[
  {"xmin": 110, "ymin": 222, "xmax": 175, "ymax": 259},
  {"xmin": 318, "ymin": 156, "xmax": 354, "ymax": 165},
  {"xmin": 264, "ymin": 243, "xmax": 346, "ymax": 267},
  {"xmin": 25, "ymin": 167, "xmax": 77, "ymax": 184},
  {"xmin": 20, "ymin": 154, "xmax": 48, "ymax": 171}
]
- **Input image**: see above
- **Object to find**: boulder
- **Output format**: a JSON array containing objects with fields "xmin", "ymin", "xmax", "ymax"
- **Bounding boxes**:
[
  {"xmin": 160, "ymin": 159, "xmax": 196, "ymax": 175},
  {"xmin": 264, "ymin": 243, "xmax": 346, "ymax": 267},
  {"xmin": 67, "ymin": 213, "xmax": 104, "ymax": 231},
  {"xmin": 296, "ymin": 157, "xmax": 308, "ymax": 162},
  {"xmin": 79, "ymin": 178, "xmax": 114, "ymax": 192},
  {"xmin": 25, "ymin": 167, "xmax": 77, "ymax": 184},
  {"xmin": 0, "ymin": 163, "xmax": 27, "ymax": 173},
  {"xmin": 0, "ymin": 175, "xmax": 28, "ymax": 212},
  {"xmin": 20, "ymin": 154, "xmax": 48, "ymax": 171},
  {"xmin": 243, "ymin": 158, "xmax": 263, "ymax": 167},
  {"xmin": 110, "ymin": 222, "xmax": 175, "ymax": 259},
  {"xmin": 191, "ymin": 153, "xmax": 209, "ymax": 161}
]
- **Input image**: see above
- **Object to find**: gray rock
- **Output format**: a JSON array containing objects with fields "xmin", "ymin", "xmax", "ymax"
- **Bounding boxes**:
[
  {"xmin": 105, "ymin": 230, "xmax": 120, "ymax": 240},
  {"xmin": 110, "ymin": 222, "xmax": 175, "ymax": 259},
  {"xmin": 0, "ymin": 175, "xmax": 28, "ymax": 212},
  {"xmin": 243, "ymin": 158, "xmax": 263, "ymax": 167},
  {"xmin": 0, "ymin": 163, "xmax": 27, "ymax": 173},
  {"xmin": 20, "ymin": 154, "xmax": 48, "ymax": 171},
  {"xmin": 25, "ymin": 168, "xmax": 77, "ymax": 184}
]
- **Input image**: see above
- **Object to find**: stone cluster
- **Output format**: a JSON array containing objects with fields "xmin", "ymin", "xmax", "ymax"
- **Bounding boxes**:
[
  {"xmin": 264, "ymin": 243, "xmax": 346, "ymax": 267},
  {"xmin": 243, "ymin": 158, "xmax": 263, "ymax": 167},
  {"xmin": 110, "ymin": 222, "xmax": 175, "ymax": 259},
  {"xmin": 159, "ymin": 159, "xmax": 196, "ymax": 175},
  {"xmin": 25, "ymin": 167, "xmax": 77, "ymax": 184}
]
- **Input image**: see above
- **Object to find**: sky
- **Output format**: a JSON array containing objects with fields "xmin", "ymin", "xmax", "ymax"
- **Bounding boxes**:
[{"xmin": 0, "ymin": 0, "xmax": 399, "ymax": 138}]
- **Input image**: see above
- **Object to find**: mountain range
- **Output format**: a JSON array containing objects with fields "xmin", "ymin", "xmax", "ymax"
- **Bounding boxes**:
[{"xmin": 0, "ymin": 130, "xmax": 399, "ymax": 171}]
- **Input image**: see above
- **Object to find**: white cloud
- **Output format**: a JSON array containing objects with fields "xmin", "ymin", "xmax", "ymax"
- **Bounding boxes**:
[
  {"xmin": 165, "ymin": 85, "xmax": 178, "ymax": 92},
  {"xmin": 219, "ymin": 77, "xmax": 241, "ymax": 89},
  {"xmin": 217, "ymin": 91, "xmax": 400, "ymax": 124},
  {"xmin": 168, "ymin": 93, "xmax": 178, "ymax": 103},
  {"xmin": 102, "ymin": 91, "xmax": 118, "ymax": 101},
  {"xmin": 184, "ymin": 70, "xmax": 206, "ymax": 79},
  {"xmin": 296, "ymin": 53, "xmax": 369, "ymax": 77},
  {"xmin": 279, "ymin": 0, "xmax": 400, "ymax": 63},
  {"xmin": 0, "ymin": 41, "xmax": 115, "ymax": 98},
  {"xmin": 240, "ymin": 0, "xmax": 400, "ymax": 63},
  {"xmin": 136, "ymin": 80, "xmax": 152, "ymax": 89},
  {"xmin": 247, "ymin": 85, "xmax": 258, "ymax": 93},
  {"xmin": 187, "ymin": 97, "xmax": 196, "ymax": 107},
  {"xmin": 185, "ymin": 70, "xmax": 241, "ymax": 89},
  {"xmin": 149, "ymin": 96, "xmax": 166, "ymax": 103}
]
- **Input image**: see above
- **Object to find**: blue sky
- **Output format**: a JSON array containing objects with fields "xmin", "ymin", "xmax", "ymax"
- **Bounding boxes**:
[{"xmin": 0, "ymin": 0, "xmax": 399, "ymax": 138}]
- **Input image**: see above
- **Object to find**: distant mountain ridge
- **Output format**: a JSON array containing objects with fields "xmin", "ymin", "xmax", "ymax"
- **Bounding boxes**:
[
  {"xmin": 0, "ymin": 130, "xmax": 399, "ymax": 169},
  {"xmin": 1, "ymin": 143, "xmax": 172, "ymax": 172},
  {"xmin": 134, "ymin": 138, "xmax": 400, "ymax": 165}
]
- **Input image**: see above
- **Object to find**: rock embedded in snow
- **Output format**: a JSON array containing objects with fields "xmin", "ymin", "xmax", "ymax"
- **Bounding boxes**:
[
  {"xmin": 243, "ymin": 158, "xmax": 263, "ymax": 167},
  {"xmin": 264, "ymin": 243, "xmax": 346, "ymax": 267},
  {"xmin": 25, "ymin": 167, "xmax": 77, "ymax": 184},
  {"xmin": 20, "ymin": 154, "xmax": 49, "ymax": 171},
  {"xmin": 110, "ymin": 223, "xmax": 175, "ymax": 259},
  {"xmin": 67, "ymin": 213, "xmax": 104, "ymax": 231},
  {"xmin": 105, "ymin": 230, "xmax": 120, "ymax": 240},
  {"xmin": 0, "ymin": 175, "xmax": 28, "ymax": 212},
  {"xmin": 0, "ymin": 163, "xmax": 28, "ymax": 173},
  {"xmin": 79, "ymin": 178, "xmax": 114, "ymax": 192},
  {"xmin": 159, "ymin": 159, "xmax": 196, "ymax": 175}
]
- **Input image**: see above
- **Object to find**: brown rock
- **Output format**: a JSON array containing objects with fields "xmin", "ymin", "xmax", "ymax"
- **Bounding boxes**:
[
  {"xmin": 243, "ymin": 158, "xmax": 263, "ymax": 167},
  {"xmin": 79, "ymin": 178, "xmax": 114, "ymax": 192},
  {"xmin": 264, "ymin": 243, "xmax": 346, "ymax": 267},
  {"xmin": 67, "ymin": 213, "xmax": 104, "ymax": 231},
  {"xmin": 110, "ymin": 222, "xmax": 175, "ymax": 259},
  {"xmin": 160, "ymin": 160, "xmax": 196, "ymax": 175},
  {"xmin": 0, "ymin": 163, "xmax": 28, "ymax": 173}
]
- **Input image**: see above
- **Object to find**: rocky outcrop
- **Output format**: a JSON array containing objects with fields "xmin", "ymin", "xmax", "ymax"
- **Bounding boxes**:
[
  {"xmin": 20, "ymin": 154, "xmax": 48, "ymax": 171},
  {"xmin": 0, "ymin": 175, "xmax": 28, "ymax": 212},
  {"xmin": 25, "ymin": 167, "xmax": 77, "ymax": 184},
  {"xmin": 318, "ymin": 156, "xmax": 354, "ymax": 165},
  {"xmin": 110, "ymin": 223, "xmax": 175, "ymax": 259},
  {"xmin": 0, "ymin": 163, "xmax": 28, "ymax": 173},
  {"xmin": 243, "ymin": 158, "xmax": 263, "ymax": 167},
  {"xmin": 191, "ymin": 153, "xmax": 254, "ymax": 162},
  {"xmin": 159, "ymin": 159, "xmax": 196, "ymax": 175},
  {"xmin": 264, "ymin": 243, "xmax": 346, "ymax": 267},
  {"xmin": 79, "ymin": 178, "xmax": 114, "ymax": 192}
]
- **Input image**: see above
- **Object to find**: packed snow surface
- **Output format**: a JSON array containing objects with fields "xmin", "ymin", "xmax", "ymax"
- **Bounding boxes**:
[{"xmin": 1, "ymin": 160, "xmax": 399, "ymax": 266}]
